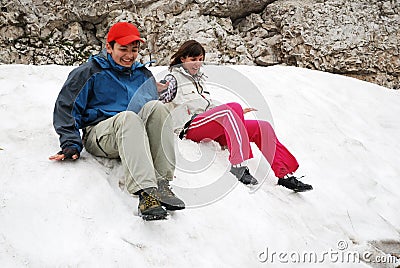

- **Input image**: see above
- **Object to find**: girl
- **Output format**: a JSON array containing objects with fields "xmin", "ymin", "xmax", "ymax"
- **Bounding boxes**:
[{"xmin": 159, "ymin": 40, "xmax": 312, "ymax": 192}]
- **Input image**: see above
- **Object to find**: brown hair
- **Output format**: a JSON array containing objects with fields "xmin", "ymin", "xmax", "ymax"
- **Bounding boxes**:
[{"xmin": 169, "ymin": 40, "xmax": 205, "ymax": 70}]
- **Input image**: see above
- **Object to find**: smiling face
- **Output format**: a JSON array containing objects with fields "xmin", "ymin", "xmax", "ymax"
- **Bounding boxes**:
[
  {"xmin": 106, "ymin": 41, "xmax": 139, "ymax": 68},
  {"xmin": 180, "ymin": 55, "xmax": 204, "ymax": 75}
]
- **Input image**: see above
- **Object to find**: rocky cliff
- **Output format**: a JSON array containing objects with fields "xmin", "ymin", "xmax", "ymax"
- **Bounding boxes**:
[{"xmin": 1, "ymin": 0, "xmax": 399, "ymax": 89}]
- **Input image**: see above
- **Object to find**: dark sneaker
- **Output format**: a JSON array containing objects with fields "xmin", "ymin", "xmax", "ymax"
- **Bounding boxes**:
[
  {"xmin": 278, "ymin": 175, "xmax": 313, "ymax": 192},
  {"xmin": 138, "ymin": 187, "xmax": 168, "ymax": 221},
  {"xmin": 230, "ymin": 165, "xmax": 258, "ymax": 185},
  {"xmin": 157, "ymin": 179, "xmax": 185, "ymax": 211}
]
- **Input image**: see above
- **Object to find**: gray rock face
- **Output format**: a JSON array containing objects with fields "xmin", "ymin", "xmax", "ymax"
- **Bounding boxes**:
[{"xmin": 1, "ymin": 0, "xmax": 399, "ymax": 89}]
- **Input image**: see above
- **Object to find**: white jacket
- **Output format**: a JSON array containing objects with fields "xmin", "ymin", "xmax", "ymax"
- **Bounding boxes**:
[{"xmin": 164, "ymin": 67, "xmax": 215, "ymax": 133}]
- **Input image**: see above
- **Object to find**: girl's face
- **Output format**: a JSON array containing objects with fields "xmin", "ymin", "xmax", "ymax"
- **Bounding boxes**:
[{"xmin": 180, "ymin": 55, "xmax": 204, "ymax": 75}]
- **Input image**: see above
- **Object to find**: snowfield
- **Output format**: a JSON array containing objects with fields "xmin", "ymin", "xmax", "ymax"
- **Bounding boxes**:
[{"xmin": 0, "ymin": 64, "xmax": 399, "ymax": 267}]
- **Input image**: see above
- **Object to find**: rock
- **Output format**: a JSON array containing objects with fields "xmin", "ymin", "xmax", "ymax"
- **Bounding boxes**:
[
  {"xmin": 0, "ymin": 0, "xmax": 398, "ymax": 89},
  {"xmin": 0, "ymin": 26, "xmax": 25, "ymax": 42},
  {"xmin": 63, "ymin": 22, "xmax": 86, "ymax": 43},
  {"xmin": 256, "ymin": 55, "xmax": 279, "ymax": 66},
  {"xmin": 199, "ymin": 0, "xmax": 275, "ymax": 20}
]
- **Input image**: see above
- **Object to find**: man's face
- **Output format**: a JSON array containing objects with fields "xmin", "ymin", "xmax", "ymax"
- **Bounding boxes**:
[{"xmin": 106, "ymin": 42, "xmax": 139, "ymax": 68}]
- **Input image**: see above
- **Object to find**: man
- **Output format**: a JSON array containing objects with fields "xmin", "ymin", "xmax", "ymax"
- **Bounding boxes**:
[{"xmin": 49, "ymin": 22, "xmax": 185, "ymax": 221}]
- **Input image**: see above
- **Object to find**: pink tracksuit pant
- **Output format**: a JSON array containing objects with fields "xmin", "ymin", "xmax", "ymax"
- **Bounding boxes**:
[{"xmin": 185, "ymin": 102, "xmax": 299, "ymax": 178}]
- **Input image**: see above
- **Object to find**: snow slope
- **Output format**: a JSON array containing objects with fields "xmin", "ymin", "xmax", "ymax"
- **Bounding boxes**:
[{"xmin": 0, "ymin": 64, "xmax": 399, "ymax": 267}]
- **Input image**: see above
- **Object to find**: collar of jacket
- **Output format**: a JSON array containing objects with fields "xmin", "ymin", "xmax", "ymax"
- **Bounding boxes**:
[{"xmin": 174, "ymin": 66, "xmax": 206, "ymax": 81}]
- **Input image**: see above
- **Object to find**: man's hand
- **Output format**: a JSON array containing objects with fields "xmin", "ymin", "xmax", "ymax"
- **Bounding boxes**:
[
  {"xmin": 49, "ymin": 147, "xmax": 80, "ymax": 161},
  {"xmin": 156, "ymin": 80, "xmax": 169, "ymax": 93},
  {"xmin": 243, "ymin": 107, "xmax": 258, "ymax": 114}
]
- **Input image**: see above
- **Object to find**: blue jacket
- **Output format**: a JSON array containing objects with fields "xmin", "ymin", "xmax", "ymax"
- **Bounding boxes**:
[{"xmin": 53, "ymin": 49, "xmax": 158, "ymax": 152}]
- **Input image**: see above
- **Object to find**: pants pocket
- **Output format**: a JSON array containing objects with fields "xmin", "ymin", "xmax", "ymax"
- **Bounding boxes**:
[{"xmin": 85, "ymin": 126, "xmax": 119, "ymax": 158}]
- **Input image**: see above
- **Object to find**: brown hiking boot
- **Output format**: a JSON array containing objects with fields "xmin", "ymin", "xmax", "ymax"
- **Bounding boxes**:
[
  {"xmin": 138, "ymin": 187, "xmax": 168, "ymax": 221},
  {"xmin": 157, "ymin": 179, "xmax": 185, "ymax": 211}
]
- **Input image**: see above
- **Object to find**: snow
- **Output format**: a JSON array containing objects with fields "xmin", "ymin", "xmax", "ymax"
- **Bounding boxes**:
[{"xmin": 1, "ymin": 64, "xmax": 399, "ymax": 267}]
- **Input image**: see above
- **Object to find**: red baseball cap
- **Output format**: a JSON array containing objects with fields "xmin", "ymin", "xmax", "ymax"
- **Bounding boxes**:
[{"xmin": 106, "ymin": 22, "xmax": 144, "ymax": 45}]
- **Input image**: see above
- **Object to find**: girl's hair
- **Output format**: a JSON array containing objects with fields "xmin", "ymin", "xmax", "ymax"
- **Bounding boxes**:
[{"xmin": 169, "ymin": 40, "xmax": 205, "ymax": 70}]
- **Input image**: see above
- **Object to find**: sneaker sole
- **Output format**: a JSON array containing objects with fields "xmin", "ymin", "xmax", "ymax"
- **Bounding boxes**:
[
  {"xmin": 139, "ymin": 210, "xmax": 168, "ymax": 221},
  {"xmin": 164, "ymin": 206, "xmax": 185, "ymax": 211},
  {"xmin": 141, "ymin": 213, "xmax": 168, "ymax": 221},
  {"xmin": 293, "ymin": 187, "xmax": 313, "ymax": 192},
  {"xmin": 138, "ymin": 206, "xmax": 168, "ymax": 221},
  {"xmin": 239, "ymin": 178, "xmax": 259, "ymax": 185},
  {"xmin": 161, "ymin": 202, "xmax": 185, "ymax": 211}
]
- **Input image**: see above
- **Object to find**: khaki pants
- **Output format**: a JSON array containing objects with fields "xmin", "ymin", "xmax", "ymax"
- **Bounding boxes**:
[{"xmin": 84, "ymin": 101, "xmax": 175, "ymax": 194}]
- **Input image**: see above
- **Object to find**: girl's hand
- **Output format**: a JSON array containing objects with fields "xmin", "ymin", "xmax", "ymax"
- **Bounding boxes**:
[{"xmin": 156, "ymin": 80, "xmax": 169, "ymax": 93}]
